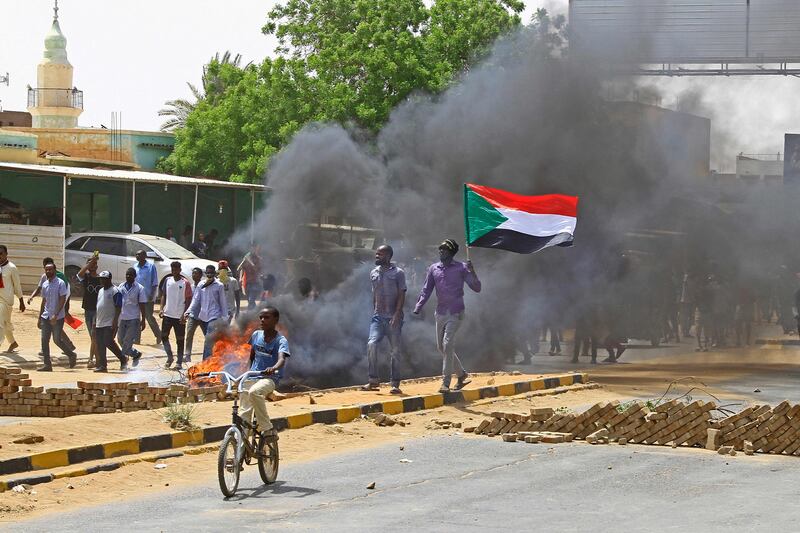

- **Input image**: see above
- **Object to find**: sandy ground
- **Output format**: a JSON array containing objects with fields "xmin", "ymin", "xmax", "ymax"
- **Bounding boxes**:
[
  {"xmin": 0, "ymin": 372, "xmax": 556, "ymax": 459},
  {"xmin": 0, "ymin": 385, "xmax": 624, "ymax": 522}
]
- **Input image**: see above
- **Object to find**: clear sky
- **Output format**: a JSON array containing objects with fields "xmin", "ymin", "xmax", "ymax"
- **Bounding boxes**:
[{"xmin": 1, "ymin": 0, "xmax": 798, "ymax": 171}]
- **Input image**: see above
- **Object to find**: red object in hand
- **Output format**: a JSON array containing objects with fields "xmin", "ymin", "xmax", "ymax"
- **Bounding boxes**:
[{"xmin": 64, "ymin": 314, "xmax": 83, "ymax": 330}]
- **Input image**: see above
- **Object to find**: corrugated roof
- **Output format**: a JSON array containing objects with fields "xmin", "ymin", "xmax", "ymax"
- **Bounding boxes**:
[{"xmin": 0, "ymin": 162, "xmax": 269, "ymax": 191}]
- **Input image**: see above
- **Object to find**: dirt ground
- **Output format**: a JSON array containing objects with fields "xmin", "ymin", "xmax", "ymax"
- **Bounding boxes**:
[
  {"xmin": 0, "ymin": 372, "xmax": 558, "ymax": 459},
  {"xmin": 0, "ymin": 385, "xmax": 625, "ymax": 522}
]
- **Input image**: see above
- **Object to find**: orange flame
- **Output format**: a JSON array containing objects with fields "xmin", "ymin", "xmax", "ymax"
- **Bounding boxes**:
[{"xmin": 187, "ymin": 322, "xmax": 288, "ymax": 386}]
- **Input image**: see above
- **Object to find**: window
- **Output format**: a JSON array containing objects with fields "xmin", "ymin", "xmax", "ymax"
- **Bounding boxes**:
[
  {"xmin": 65, "ymin": 236, "xmax": 89, "ymax": 251},
  {"xmin": 85, "ymin": 237, "xmax": 124, "ymax": 256},
  {"xmin": 125, "ymin": 239, "xmax": 154, "ymax": 258}
]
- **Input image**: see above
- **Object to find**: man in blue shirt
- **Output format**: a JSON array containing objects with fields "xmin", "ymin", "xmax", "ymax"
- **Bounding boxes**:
[
  {"xmin": 134, "ymin": 249, "xmax": 161, "ymax": 345},
  {"xmin": 240, "ymin": 307, "xmax": 289, "ymax": 438},
  {"xmin": 38, "ymin": 263, "xmax": 77, "ymax": 371},
  {"xmin": 117, "ymin": 268, "xmax": 146, "ymax": 367},
  {"xmin": 186, "ymin": 265, "xmax": 228, "ymax": 359}
]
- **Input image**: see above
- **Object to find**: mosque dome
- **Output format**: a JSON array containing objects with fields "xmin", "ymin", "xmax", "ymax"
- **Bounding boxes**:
[{"xmin": 42, "ymin": 12, "xmax": 69, "ymax": 64}]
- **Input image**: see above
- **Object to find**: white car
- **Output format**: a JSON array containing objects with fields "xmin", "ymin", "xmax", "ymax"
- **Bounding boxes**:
[{"xmin": 65, "ymin": 232, "xmax": 216, "ymax": 293}]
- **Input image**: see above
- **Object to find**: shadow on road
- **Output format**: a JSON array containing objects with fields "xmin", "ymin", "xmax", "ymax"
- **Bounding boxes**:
[{"xmin": 224, "ymin": 480, "xmax": 320, "ymax": 501}]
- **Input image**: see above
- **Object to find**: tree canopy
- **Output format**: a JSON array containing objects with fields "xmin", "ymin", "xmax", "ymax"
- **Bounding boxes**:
[{"xmin": 161, "ymin": 0, "xmax": 524, "ymax": 183}]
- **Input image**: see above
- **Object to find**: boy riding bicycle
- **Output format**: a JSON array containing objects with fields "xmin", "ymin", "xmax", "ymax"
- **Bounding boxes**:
[{"xmin": 241, "ymin": 306, "xmax": 289, "ymax": 439}]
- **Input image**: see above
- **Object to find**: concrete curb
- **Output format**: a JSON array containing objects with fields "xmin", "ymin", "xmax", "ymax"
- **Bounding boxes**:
[
  {"xmin": 0, "ymin": 372, "xmax": 587, "ymax": 490},
  {"xmin": 755, "ymin": 339, "xmax": 800, "ymax": 346}
]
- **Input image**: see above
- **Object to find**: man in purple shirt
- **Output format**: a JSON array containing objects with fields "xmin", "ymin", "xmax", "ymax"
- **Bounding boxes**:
[{"xmin": 413, "ymin": 239, "xmax": 481, "ymax": 393}]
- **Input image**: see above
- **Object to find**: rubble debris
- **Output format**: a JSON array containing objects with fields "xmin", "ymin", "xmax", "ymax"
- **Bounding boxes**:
[
  {"xmin": 12, "ymin": 434, "xmax": 44, "ymax": 444},
  {"xmin": 368, "ymin": 412, "xmax": 406, "ymax": 427},
  {"xmin": 717, "ymin": 446, "xmax": 734, "ymax": 455},
  {"xmin": 366, "ymin": 482, "xmax": 376, "ymax": 490}
]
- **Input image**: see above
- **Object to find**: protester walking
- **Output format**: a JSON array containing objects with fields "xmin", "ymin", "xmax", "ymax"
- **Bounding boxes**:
[
  {"xmin": 413, "ymin": 239, "xmax": 480, "ymax": 393},
  {"xmin": 237, "ymin": 244, "xmax": 262, "ymax": 310},
  {"xmin": 38, "ymin": 263, "xmax": 77, "ymax": 371},
  {"xmin": 159, "ymin": 262, "xmax": 192, "ymax": 370},
  {"xmin": 117, "ymin": 268, "xmax": 145, "ymax": 366},
  {"xmin": 29, "ymin": 257, "xmax": 76, "ymax": 354},
  {"xmin": 134, "ymin": 249, "xmax": 161, "ymax": 344},
  {"xmin": 77, "ymin": 256, "xmax": 103, "ymax": 368},
  {"xmin": 183, "ymin": 267, "xmax": 204, "ymax": 363},
  {"xmin": 93, "ymin": 271, "xmax": 128, "ymax": 372},
  {"xmin": 217, "ymin": 260, "xmax": 241, "ymax": 322},
  {"xmin": 0, "ymin": 245, "xmax": 25, "ymax": 353},
  {"xmin": 361, "ymin": 245, "xmax": 407, "ymax": 394},
  {"xmin": 185, "ymin": 265, "xmax": 228, "ymax": 360}
]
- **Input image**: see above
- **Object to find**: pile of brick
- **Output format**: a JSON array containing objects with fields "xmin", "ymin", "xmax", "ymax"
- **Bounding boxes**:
[
  {"xmin": 469, "ymin": 400, "xmax": 717, "ymax": 448},
  {"xmin": 470, "ymin": 399, "xmax": 800, "ymax": 457},
  {"xmin": 0, "ymin": 367, "xmax": 225, "ymax": 418},
  {"xmin": 707, "ymin": 400, "xmax": 800, "ymax": 456}
]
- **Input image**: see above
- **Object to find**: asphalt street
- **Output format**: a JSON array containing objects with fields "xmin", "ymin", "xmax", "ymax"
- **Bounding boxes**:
[{"xmin": 13, "ymin": 434, "xmax": 800, "ymax": 532}]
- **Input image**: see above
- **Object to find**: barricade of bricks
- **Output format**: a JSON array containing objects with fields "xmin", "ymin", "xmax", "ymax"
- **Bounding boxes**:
[
  {"xmin": 469, "ymin": 399, "xmax": 800, "ymax": 457},
  {"xmin": 0, "ymin": 367, "xmax": 225, "ymax": 418},
  {"xmin": 470, "ymin": 399, "xmax": 715, "ymax": 448}
]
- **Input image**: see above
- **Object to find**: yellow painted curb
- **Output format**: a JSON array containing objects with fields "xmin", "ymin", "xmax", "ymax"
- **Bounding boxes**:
[
  {"xmin": 497, "ymin": 383, "xmax": 516, "ymax": 396},
  {"xmin": 171, "ymin": 430, "xmax": 204, "ymax": 449},
  {"xmin": 30, "ymin": 450, "xmax": 70, "ymax": 470},
  {"xmin": 337, "ymin": 407, "xmax": 362, "ymax": 423},
  {"xmin": 102, "ymin": 439, "xmax": 140, "ymax": 458},
  {"xmin": 423, "ymin": 394, "xmax": 444, "ymax": 409},
  {"xmin": 287, "ymin": 412, "xmax": 313, "ymax": 429},
  {"xmin": 381, "ymin": 400, "xmax": 404, "ymax": 415}
]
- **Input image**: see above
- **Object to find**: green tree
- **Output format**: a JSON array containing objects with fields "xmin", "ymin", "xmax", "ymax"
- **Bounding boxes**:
[{"xmin": 163, "ymin": 0, "xmax": 524, "ymax": 181}]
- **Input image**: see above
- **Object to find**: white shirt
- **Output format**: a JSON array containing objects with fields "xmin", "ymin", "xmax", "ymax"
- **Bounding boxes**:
[
  {"xmin": 95, "ymin": 286, "xmax": 119, "ymax": 329},
  {"xmin": 221, "ymin": 277, "xmax": 240, "ymax": 317},
  {"xmin": 162, "ymin": 276, "xmax": 192, "ymax": 319}
]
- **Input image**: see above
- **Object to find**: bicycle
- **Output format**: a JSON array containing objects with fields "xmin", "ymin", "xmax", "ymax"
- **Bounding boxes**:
[{"xmin": 195, "ymin": 369, "xmax": 280, "ymax": 497}]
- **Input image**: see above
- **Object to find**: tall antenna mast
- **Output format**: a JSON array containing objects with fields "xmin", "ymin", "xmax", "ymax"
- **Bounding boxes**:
[{"xmin": 54, "ymin": 0, "xmax": 59, "ymax": 20}]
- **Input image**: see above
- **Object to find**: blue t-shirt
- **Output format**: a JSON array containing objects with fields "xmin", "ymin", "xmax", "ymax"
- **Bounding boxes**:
[{"xmin": 248, "ymin": 330, "xmax": 290, "ymax": 383}]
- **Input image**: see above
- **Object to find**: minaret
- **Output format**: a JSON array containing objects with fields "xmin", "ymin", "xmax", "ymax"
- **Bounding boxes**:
[{"xmin": 27, "ymin": 1, "xmax": 83, "ymax": 128}]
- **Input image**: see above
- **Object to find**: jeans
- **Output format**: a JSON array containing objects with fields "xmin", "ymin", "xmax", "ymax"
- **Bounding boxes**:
[
  {"xmin": 41, "ymin": 318, "xmax": 73, "ymax": 366},
  {"xmin": 199, "ymin": 317, "xmax": 224, "ymax": 360},
  {"xmin": 161, "ymin": 316, "xmax": 186, "ymax": 366},
  {"xmin": 367, "ymin": 314, "xmax": 403, "ymax": 387},
  {"xmin": 118, "ymin": 319, "xmax": 141, "ymax": 358},
  {"xmin": 135, "ymin": 300, "xmax": 161, "ymax": 343},
  {"xmin": 435, "ymin": 312, "xmax": 466, "ymax": 388},
  {"xmin": 184, "ymin": 316, "xmax": 200, "ymax": 359},
  {"xmin": 95, "ymin": 326, "xmax": 126, "ymax": 369},
  {"xmin": 240, "ymin": 378, "xmax": 276, "ymax": 432},
  {"xmin": 84, "ymin": 309, "xmax": 97, "ymax": 357},
  {"xmin": 247, "ymin": 290, "xmax": 258, "ymax": 310}
]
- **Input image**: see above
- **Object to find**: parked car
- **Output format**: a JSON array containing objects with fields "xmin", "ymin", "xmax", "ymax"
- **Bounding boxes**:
[{"xmin": 65, "ymin": 232, "xmax": 216, "ymax": 295}]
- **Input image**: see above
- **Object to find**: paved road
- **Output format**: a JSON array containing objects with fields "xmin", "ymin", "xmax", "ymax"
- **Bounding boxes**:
[{"xmin": 14, "ymin": 435, "xmax": 800, "ymax": 532}]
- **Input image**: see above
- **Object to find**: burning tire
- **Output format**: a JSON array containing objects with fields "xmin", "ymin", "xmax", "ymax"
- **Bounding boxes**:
[
  {"xmin": 258, "ymin": 436, "xmax": 279, "ymax": 484},
  {"xmin": 218, "ymin": 433, "xmax": 241, "ymax": 497}
]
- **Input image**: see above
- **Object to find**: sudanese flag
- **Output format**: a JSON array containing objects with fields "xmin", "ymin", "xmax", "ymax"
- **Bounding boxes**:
[{"xmin": 463, "ymin": 183, "xmax": 578, "ymax": 254}]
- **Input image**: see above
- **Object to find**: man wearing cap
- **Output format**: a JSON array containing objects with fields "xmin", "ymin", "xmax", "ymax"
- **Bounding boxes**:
[
  {"xmin": 413, "ymin": 239, "xmax": 481, "ymax": 393},
  {"xmin": 93, "ymin": 271, "xmax": 128, "ymax": 372},
  {"xmin": 159, "ymin": 262, "xmax": 193, "ymax": 370},
  {"xmin": 217, "ymin": 260, "xmax": 241, "ymax": 322},
  {"xmin": 186, "ymin": 265, "xmax": 228, "ymax": 360},
  {"xmin": 362, "ymin": 244, "xmax": 407, "ymax": 394},
  {"xmin": 134, "ymin": 250, "xmax": 161, "ymax": 344}
]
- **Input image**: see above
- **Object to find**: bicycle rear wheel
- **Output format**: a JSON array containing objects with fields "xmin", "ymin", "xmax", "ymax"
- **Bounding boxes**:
[
  {"xmin": 218, "ymin": 433, "xmax": 241, "ymax": 497},
  {"xmin": 258, "ymin": 436, "xmax": 279, "ymax": 484}
]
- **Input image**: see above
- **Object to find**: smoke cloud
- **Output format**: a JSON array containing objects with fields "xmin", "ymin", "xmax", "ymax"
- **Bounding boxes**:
[{"xmin": 224, "ymin": 16, "xmax": 798, "ymax": 389}]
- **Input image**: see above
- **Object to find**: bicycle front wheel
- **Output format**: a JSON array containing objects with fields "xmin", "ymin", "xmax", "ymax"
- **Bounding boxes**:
[
  {"xmin": 258, "ymin": 436, "xmax": 279, "ymax": 484},
  {"xmin": 218, "ymin": 432, "xmax": 241, "ymax": 497}
]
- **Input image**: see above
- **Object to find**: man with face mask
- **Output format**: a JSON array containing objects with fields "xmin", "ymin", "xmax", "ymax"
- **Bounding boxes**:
[
  {"xmin": 414, "ymin": 239, "xmax": 481, "ymax": 393},
  {"xmin": 217, "ymin": 260, "xmax": 241, "ymax": 322},
  {"xmin": 361, "ymin": 245, "xmax": 407, "ymax": 394},
  {"xmin": 186, "ymin": 265, "xmax": 228, "ymax": 360}
]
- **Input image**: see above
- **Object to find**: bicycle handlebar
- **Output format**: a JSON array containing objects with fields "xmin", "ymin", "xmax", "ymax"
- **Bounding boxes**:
[{"xmin": 206, "ymin": 370, "xmax": 268, "ymax": 393}]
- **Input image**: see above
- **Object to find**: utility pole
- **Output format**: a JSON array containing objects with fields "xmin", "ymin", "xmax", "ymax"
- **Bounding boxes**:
[{"xmin": 0, "ymin": 72, "xmax": 8, "ymax": 111}]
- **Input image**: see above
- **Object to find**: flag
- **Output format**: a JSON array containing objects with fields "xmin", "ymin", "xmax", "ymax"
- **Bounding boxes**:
[{"xmin": 464, "ymin": 183, "xmax": 578, "ymax": 254}]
